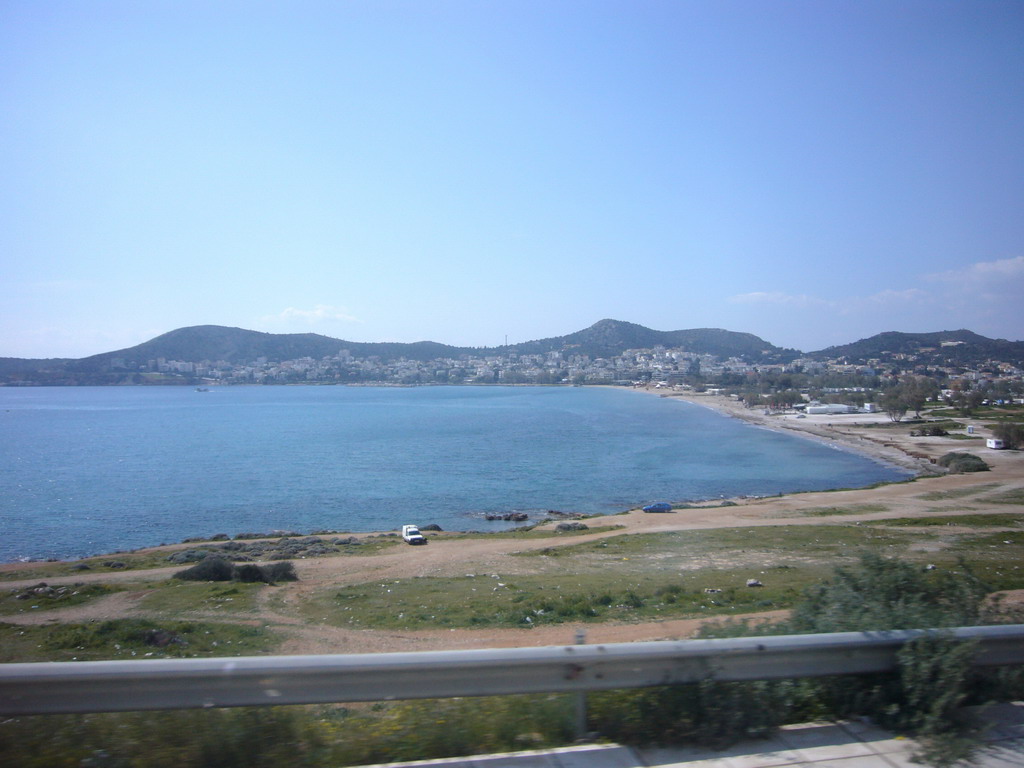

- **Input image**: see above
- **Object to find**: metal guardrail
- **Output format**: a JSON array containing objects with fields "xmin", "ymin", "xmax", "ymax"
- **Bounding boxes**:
[{"xmin": 1, "ymin": 625, "xmax": 1022, "ymax": 716}]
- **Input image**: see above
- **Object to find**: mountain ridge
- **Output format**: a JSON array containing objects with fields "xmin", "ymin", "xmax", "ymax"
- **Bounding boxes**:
[
  {"xmin": 4, "ymin": 321, "xmax": 1023, "ymax": 377},
  {"xmin": 64, "ymin": 319, "xmax": 794, "ymax": 370},
  {"xmin": 806, "ymin": 329, "xmax": 1024, "ymax": 368}
]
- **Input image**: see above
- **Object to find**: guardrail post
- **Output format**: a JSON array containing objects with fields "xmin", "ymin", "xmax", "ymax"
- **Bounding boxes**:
[{"xmin": 574, "ymin": 629, "xmax": 587, "ymax": 739}]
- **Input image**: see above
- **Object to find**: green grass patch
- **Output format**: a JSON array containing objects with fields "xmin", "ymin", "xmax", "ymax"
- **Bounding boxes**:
[
  {"xmin": 786, "ymin": 504, "xmax": 889, "ymax": 517},
  {"xmin": 986, "ymin": 488, "xmax": 1024, "ymax": 505},
  {"xmin": 915, "ymin": 483, "xmax": 1001, "ymax": 501},
  {"xmin": 930, "ymin": 531, "xmax": 1024, "ymax": 592},
  {"xmin": 0, "ymin": 618, "xmax": 273, "ymax": 662},
  {"xmin": 307, "ymin": 567, "xmax": 816, "ymax": 630},
  {"xmin": 440, "ymin": 525, "xmax": 624, "ymax": 540},
  {"xmin": 0, "ymin": 583, "xmax": 118, "ymax": 616},
  {"xmin": 0, "ymin": 550, "xmax": 177, "ymax": 581},
  {"xmin": 871, "ymin": 513, "xmax": 1024, "ymax": 528},
  {"xmin": 0, "ymin": 537, "xmax": 402, "ymax": 582},
  {"xmin": 139, "ymin": 581, "xmax": 263, "ymax": 614},
  {"xmin": 299, "ymin": 525, "xmax": 943, "ymax": 631},
  {"xmin": 521, "ymin": 526, "xmax": 920, "ymax": 563},
  {"xmin": 0, "ymin": 696, "xmax": 580, "ymax": 768}
]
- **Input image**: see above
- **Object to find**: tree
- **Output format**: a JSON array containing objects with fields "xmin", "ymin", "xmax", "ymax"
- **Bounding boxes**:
[
  {"xmin": 767, "ymin": 390, "xmax": 802, "ymax": 411},
  {"xmin": 945, "ymin": 381, "xmax": 984, "ymax": 415},
  {"xmin": 880, "ymin": 389, "xmax": 908, "ymax": 423},
  {"xmin": 991, "ymin": 422, "xmax": 1024, "ymax": 450},
  {"xmin": 901, "ymin": 376, "xmax": 939, "ymax": 419}
]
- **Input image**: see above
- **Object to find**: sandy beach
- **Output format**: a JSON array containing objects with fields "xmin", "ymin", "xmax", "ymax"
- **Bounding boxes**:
[{"xmin": 2, "ymin": 389, "xmax": 1021, "ymax": 656}]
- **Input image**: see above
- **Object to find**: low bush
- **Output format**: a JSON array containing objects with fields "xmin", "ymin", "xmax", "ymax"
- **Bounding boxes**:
[
  {"xmin": 174, "ymin": 556, "xmax": 235, "ymax": 582},
  {"xmin": 173, "ymin": 557, "xmax": 298, "ymax": 584},
  {"xmin": 937, "ymin": 452, "xmax": 989, "ymax": 473},
  {"xmin": 911, "ymin": 425, "xmax": 948, "ymax": 437},
  {"xmin": 698, "ymin": 552, "xmax": 1022, "ymax": 767},
  {"xmin": 260, "ymin": 561, "xmax": 299, "ymax": 582},
  {"xmin": 0, "ymin": 695, "xmax": 576, "ymax": 768}
]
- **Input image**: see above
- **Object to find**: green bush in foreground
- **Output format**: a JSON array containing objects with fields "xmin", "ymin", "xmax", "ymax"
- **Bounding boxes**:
[
  {"xmin": 0, "ymin": 695, "xmax": 576, "ymax": 768},
  {"xmin": 693, "ymin": 553, "xmax": 1023, "ymax": 767}
]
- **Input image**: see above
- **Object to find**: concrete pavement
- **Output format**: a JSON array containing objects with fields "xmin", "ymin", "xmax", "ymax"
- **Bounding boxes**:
[{"xmin": 356, "ymin": 702, "xmax": 1024, "ymax": 767}]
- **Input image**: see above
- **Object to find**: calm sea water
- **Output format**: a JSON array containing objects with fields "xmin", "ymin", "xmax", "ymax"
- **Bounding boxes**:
[{"xmin": 0, "ymin": 385, "xmax": 910, "ymax": 562}]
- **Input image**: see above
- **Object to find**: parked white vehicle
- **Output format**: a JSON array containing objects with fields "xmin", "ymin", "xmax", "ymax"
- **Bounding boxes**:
[{"xmin": 401, "ymin": 524, "xmax": 426, "ymax": 545}]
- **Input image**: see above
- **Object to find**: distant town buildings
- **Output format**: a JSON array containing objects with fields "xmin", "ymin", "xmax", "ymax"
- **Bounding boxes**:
[
  {"xmin": 97, "ymin": 346, "xmax": 1023, "ymax": 396},
  {"xmin": 3, "ymin": 337, "xmax": 1022, "ymax": 396}
]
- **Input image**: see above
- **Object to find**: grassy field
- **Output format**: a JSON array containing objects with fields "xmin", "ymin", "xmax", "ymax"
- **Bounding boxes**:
[
  {"xmin": 287, "ymin": 521, "xmax": 1024, "ymax": 631},
  {"xmin": 915, "ymin": 483, "xmax": 1002, "ymax": 501},
  {"xmin": 438, "ymin": 524, "xmax": 625, "ymax": 540},
  {"xmin": 872, "ymin": 512, "xmax": 1024, "ymax": 528},
  {"xmin": 988, "ymin": 488, "xmax": 1024, "ymax": 505},
  {"xmin": 0, "ymin": 535, "xmax": 401, "ymax": 581},
  {"xmin": 3, "ymin": 512, "xmax": 1024, "ymax": 657},
  {"xmin": 0, "ymin": 582, "xmax": 120, "ymax": 617},
  {"xmin": 138, "ymin": 580, "xmax": 265, "ymax": 614},
  {"xmin": 0, "ymin": 618, "xmax": 273, "ymax": 663},
  {"xmin": 302, "ymin": 566, "xmax": 811, "ymax": 630},
  {"xmin": 775, "ymin": 503, "xmax": 889, "ymax": 517}
]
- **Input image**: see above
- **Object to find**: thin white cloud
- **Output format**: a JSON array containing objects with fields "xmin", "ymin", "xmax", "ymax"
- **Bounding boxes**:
[
  {"xmin": 262, "ymin": 305, "xmax": 362, "ymax": 325},
  {"xmin": 724, "ymin": 256, "xmax": 1024, "ymax": 347},
  {"xmin": 926, "ymin": 256, "xmax": 1024, "ymax": 285}
]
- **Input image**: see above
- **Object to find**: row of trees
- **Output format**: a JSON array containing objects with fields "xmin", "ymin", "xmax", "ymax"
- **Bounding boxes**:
[{"xmin": 879, "ymin": 377, "xmax": 941, "ymax": 422}]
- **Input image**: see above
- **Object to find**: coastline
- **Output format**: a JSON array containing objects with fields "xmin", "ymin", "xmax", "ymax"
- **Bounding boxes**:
[
  {"xmin": 630, "ymin": 386, "xmax": 938, "ymax": 477},
  {"xmin": 0, "ymin": 385, "xmax": 1014, "ymax": 568},
  {"xmin": 1, "ymin": 384, "xmax": 916, "ymax": 564},
  {"xmin": 2, "ymin": 389, "xmax": 1021, "ymax": 655}
]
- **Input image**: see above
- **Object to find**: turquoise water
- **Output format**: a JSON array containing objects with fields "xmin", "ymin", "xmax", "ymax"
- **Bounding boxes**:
[{"xmin": 0, "ymin": 386, "xmax": 910, "ymax": 561}]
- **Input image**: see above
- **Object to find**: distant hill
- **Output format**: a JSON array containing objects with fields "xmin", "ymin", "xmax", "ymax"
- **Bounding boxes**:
[
  {"xmin": 67, "ymin": 326, "xmax": 466, "ymax": 371},
  {"xmin": 808, "ymin": 330, "xmax": 1024, "ymax": 368},
  {"xmin": 61, "ymin": 319, "xmax": 793, "ymax": 371},
  {"xmin": 4, "ymin": 321, "xmax": 1021, "ymax": 385},
  {"xmin": 511, "ymin": 319, "xmax": 796, "ymax": 360}
]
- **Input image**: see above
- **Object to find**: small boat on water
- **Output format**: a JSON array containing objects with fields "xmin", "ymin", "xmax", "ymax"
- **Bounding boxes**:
[{"xmin": 195, "ymin": 387, "xmax": 209, "ymax": 392}]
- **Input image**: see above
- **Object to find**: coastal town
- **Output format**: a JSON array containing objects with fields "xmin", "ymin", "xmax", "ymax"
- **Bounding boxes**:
[{"xmin": 103, "ymin": 344, "xmax": 1024, "ymax": 398}]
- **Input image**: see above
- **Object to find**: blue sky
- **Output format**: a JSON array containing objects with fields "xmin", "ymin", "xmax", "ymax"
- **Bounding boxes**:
[{"xmin": 2, "ymin": 1, "xmax": 1022, "ymax": 358}]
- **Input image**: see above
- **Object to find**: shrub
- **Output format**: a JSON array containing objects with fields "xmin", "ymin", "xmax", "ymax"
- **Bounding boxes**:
[
  {"xmin": 590, "ymin": 679, "xmax": 792, "ymax": 747},
  {"xmin": 173, "ymin": 556, "xmax": 235, "ymax": 582},
  {"xmin": 233, "ymin": 564, "xmax": 269, "ymax": 583},
  {"xmin": 166, "ymin": 548, "xmax": 211, "ymax": 564},
  {"xmin": 260, "ymin": 561, "xmax": 298, "ymax": 583},
  {"xmin": 937, "ymin": 452, "xmax": 989, "ymax": 473},
  {"xmin": 699, "ymin": 553, "xmax": 1014, "ymax": 767},
  {"xmin": 788, "ymin": 552, "xmax": 987, "ymax": 632},
  {"xmin": 173, "ymin": 558, "xmax": 299, "ymax": 584}
]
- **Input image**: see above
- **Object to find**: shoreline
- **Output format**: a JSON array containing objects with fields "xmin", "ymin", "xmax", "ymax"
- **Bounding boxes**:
[
  {"xmin": 624, "ymin": 385, "xmax": 941, "ymax": 476},
  {"xmin": 2, "ymin": 395, "xmax": 1021, "ymax": 654},
  {"xmin": 0, "ymin": 386, "xmax": 1007, "ymax": 567}
]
